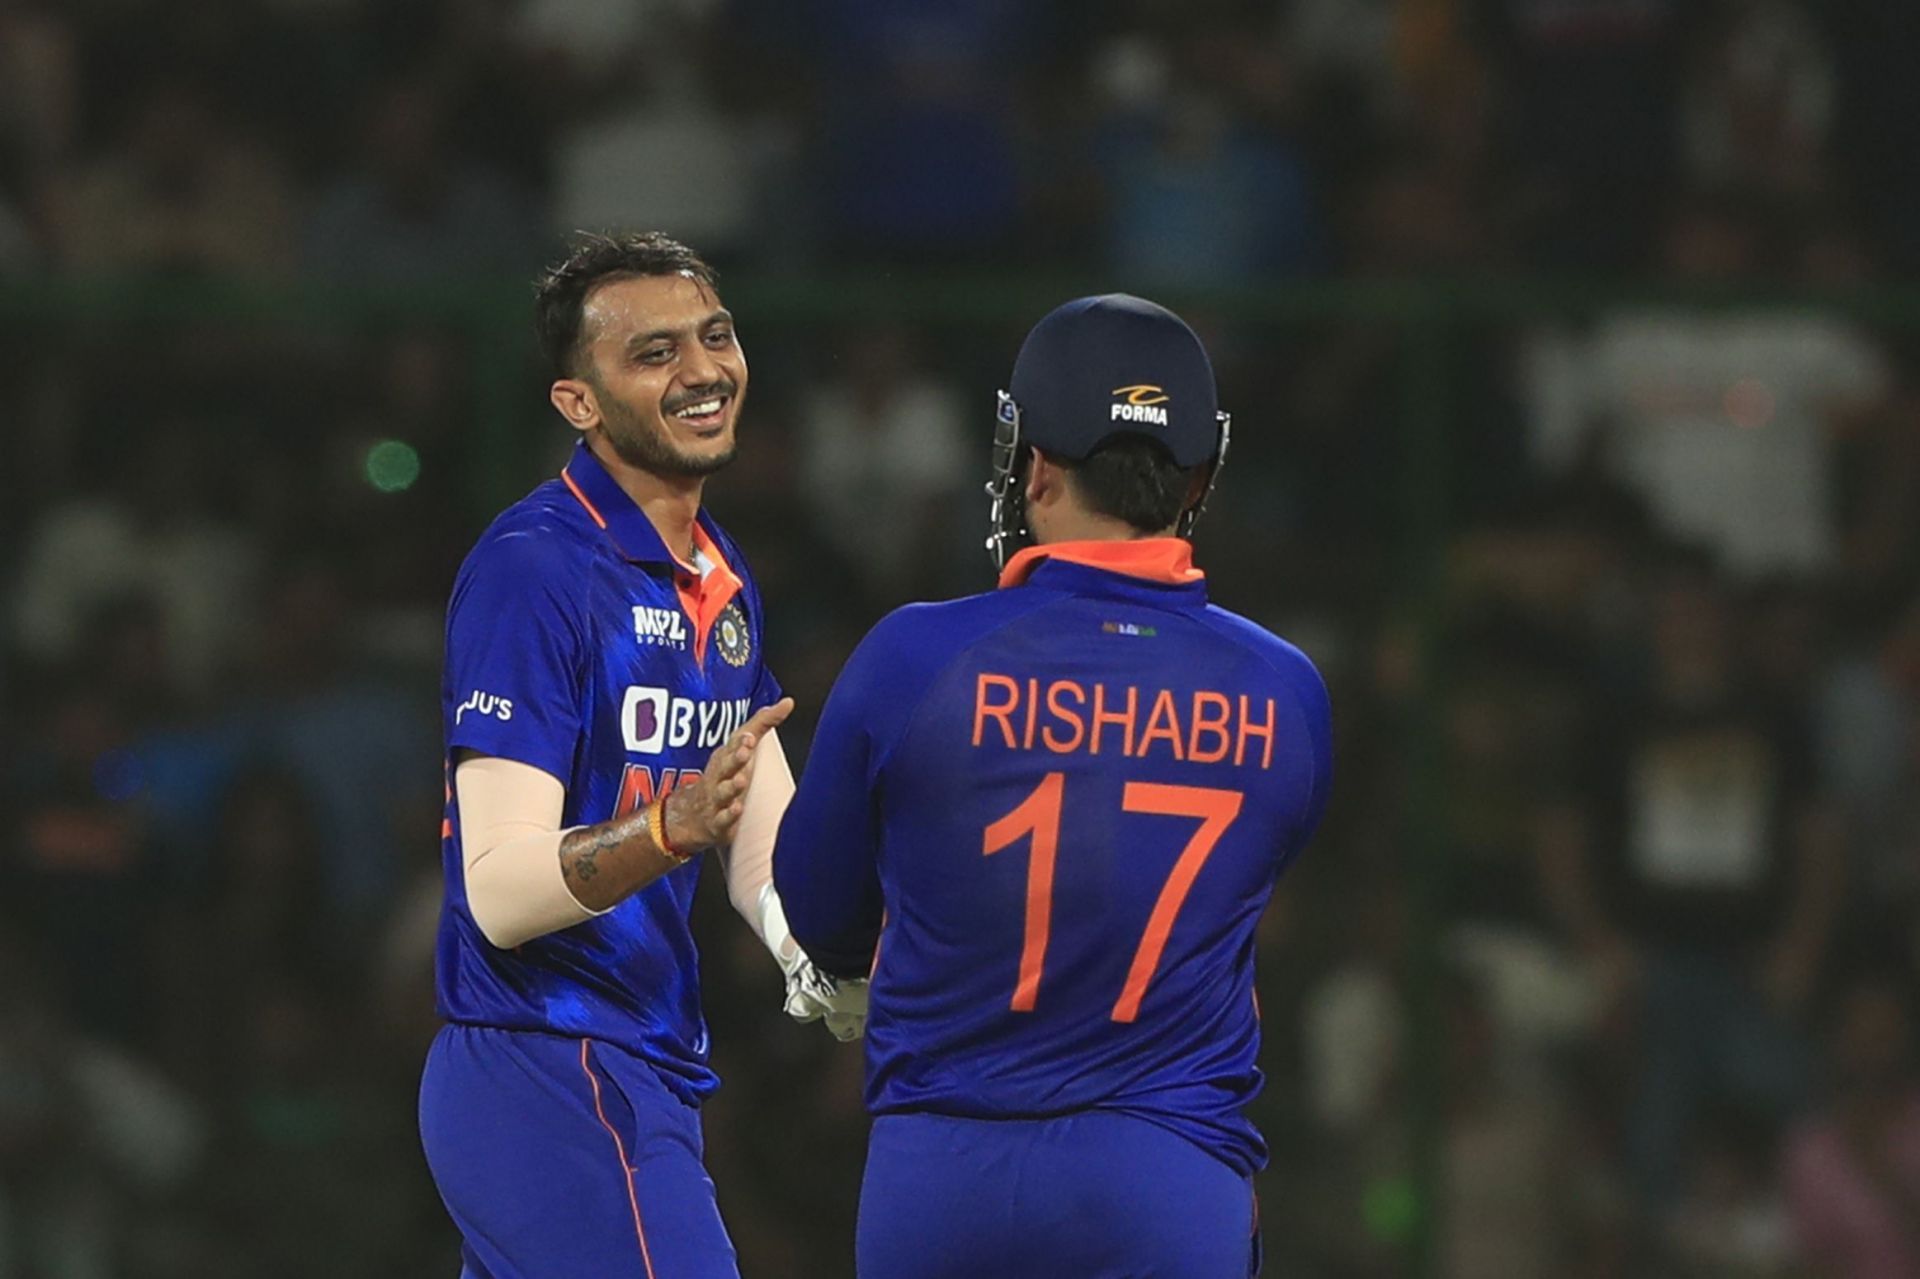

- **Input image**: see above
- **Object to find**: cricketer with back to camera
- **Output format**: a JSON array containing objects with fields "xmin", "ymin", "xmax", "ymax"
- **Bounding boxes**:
[{"xmin": 775, "ymin": 293, "xmax": 1334, "ymax": 1278}]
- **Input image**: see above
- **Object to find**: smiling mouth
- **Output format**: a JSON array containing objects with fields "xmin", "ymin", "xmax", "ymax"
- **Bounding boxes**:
[{"xmin": 670, "ymin": 395, "xmax": 731, "ymax": 435}]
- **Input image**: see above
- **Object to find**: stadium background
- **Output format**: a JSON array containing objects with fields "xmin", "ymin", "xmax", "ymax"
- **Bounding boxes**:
[{"xmin": 5, "ymin": 1, "xmax": 1920, "ymax": 1275}]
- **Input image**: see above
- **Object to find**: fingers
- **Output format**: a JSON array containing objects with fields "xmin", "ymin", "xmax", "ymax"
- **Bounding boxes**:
[
  {"xmin": 708, "ymin": 697, "xmax": 793, "ymax": 775},
  {"xmin": 746, "ymin": 696, "xmax": 795, "ymax": 736},
  {"xmin": 680, "ymin": 700, "xmax": 795, "ymax": 851},
  {"xmin": 734, "ymin": 698, "xmax": 794, "ymax": 754},
  {"xmin": 709, "ymin": 748, "xmax": 759, "ymax": 801},
  {"xmin": 709, "ymin": 794, "xmax": 748, "ymax": 841},
  {"xmin": 703, "ymin": 738, "xmax": 757, "ymax": 792}
]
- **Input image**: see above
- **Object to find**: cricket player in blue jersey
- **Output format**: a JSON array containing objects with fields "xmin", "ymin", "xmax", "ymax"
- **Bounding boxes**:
[
  {"xmin": 774, "ymin": 294, "xmax": 1333, "ymax": 1277},
  {"xmin": 419, "ymin": 232, "xmax": 865, "ymax": 1279}
]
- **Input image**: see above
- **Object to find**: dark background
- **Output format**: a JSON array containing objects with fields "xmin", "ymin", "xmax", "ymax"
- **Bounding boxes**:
[{"xmin": 6, "ymin": 1, "xmax": 1920, "ymax": 1275}]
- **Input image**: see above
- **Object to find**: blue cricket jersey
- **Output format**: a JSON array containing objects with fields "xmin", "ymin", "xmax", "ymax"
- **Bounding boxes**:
[
  {"xmin": 436, "ymin": 440, "xmax": 782, "ymax": 1106},
  {"xmin": 775, "ymin": 539, "xmax": 1331, "ymax": 1174}
]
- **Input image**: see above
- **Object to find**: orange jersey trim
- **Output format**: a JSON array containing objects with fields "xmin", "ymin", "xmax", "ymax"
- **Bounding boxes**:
[
  {"xmin": 560, "ymin": 467, "xmax": 610, "ymax": 530},
  {"xmin": 997, "ymin": 538, "xmax": 1203, "ymax": 589},
  {"xmin": 676, "ymin": 522, "xmax": 744, "ymax": 668}
]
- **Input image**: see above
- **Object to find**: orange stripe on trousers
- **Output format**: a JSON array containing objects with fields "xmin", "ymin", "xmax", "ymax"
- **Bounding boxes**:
[{"xmin": 580, "ymin": 1039, "xmax": 659, "ymax": 1279}]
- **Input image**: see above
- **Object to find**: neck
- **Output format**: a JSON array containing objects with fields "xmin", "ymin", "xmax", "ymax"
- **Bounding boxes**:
[
  {"xmin": 1035, "ymin": 507, "xmax": 1174, "ymax": 546},
  {"xmin": 587, "ymin": 434, "xmax": 704, "ymax": 564}
]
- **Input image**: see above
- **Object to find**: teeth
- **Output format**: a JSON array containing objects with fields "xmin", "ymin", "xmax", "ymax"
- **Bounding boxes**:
[{"xmin": 675, "ymin": 399, "xmax": 723, "ymax": 418}]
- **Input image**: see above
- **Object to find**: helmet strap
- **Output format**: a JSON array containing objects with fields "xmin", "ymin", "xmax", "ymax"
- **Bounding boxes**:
[{"xmin": 1176, "ymin": 410, "xmax": 1232, "ymax": 538}]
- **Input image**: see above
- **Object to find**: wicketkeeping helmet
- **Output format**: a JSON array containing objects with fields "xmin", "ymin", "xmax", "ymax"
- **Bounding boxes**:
[{"xmin": 986, "ymin": 293, "xmax": 1231, "ymax": 568}]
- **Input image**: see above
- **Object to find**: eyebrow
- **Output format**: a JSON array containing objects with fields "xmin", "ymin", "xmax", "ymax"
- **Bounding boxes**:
[{"xmin": 624, "ymin": 309, "xmax": 735, "ymax": 351}]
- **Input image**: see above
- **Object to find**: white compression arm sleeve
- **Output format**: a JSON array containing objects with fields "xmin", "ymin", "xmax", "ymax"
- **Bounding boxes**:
[
  {"xmin": 454, "ymin": 755, "xmax": 600, "ymax": 950},
  {"xmin": 724, "ymin": 727, "xmax": 801, "ymax": 969}
]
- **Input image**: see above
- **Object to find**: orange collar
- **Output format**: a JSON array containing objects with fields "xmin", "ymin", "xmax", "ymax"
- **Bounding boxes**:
[
  {"xmin": 675, "ymin": 522, "xmax": 744, "ymax": 668},
  {"xmin": 997, "ymin": 538, "xmax": 1204, "ymax": 589}
]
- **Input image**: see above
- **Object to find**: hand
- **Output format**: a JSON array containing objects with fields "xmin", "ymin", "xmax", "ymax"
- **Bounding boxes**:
[
  {"xmin": 753, "ymin": 883, "xmax": 869, "ymax": 1040},
  {"xmin": 784, "ymin": 960, "xmax": 870, "ymax": 1042},
  {"xmin": 663, "ymin": 698, "xmax": 794, "ymax": 853}
]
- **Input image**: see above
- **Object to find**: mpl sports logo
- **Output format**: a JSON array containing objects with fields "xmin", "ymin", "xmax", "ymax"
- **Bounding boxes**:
[
  {"xmin": 633, "ymin": 605, "xmax": 688, "ymax": 650},
  {"xmin": 621, "ymin": 685, "xmax": 752, "ymax": 755},
  {"xmin": 1110, "ymin": 384, "xmax": 1169, "ymax": 426}
]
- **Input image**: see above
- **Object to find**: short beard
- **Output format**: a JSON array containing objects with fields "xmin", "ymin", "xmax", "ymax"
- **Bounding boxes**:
[{"xmin": 595, "ymin": 382, "xmax": 738, "ymax": 479}]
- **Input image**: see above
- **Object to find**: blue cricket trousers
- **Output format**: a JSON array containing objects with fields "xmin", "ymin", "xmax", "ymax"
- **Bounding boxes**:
[
  {"xmin": 420, "ymin": 1024, "xmax": 738, "ymax": 1279},
  {"xmin": 858, "ymin": 1110, "xmax": 1259, "ymax": 1278}
]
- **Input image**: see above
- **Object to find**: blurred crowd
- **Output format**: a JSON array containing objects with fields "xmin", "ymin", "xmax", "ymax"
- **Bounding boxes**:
[{"xmin": 7, "ymin": 0, "xmax": 1920, "ymax": 1276}]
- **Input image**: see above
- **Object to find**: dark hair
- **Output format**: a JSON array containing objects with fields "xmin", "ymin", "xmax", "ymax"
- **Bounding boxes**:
[
  {"xmin": 1047, "ymin": 436, "xmax": 1197, "ymax": 534},
  {"xmin": 534, "ymin": 231, "xmax": 719, "ymax": 378}
]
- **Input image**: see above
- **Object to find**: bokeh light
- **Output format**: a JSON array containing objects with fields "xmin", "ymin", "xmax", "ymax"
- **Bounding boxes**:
[
  {"xmin": 1362, "ymin": 1177, "xmax": 1421, "ymax": 1243},
  {"xmin": 366, "ymin": 439, "xmax": 422, "ymax": 493}
]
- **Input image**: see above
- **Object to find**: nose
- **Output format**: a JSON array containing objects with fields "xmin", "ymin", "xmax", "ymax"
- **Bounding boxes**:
[{"xmin": 679, "ymin": 339, "xmax": 721, "ymax": 388}]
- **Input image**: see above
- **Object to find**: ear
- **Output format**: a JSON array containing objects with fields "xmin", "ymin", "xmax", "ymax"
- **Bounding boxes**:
[
  {"xmin": 1184, "ymin": 466, "xmax": 1210, "ymax": 511},
  {"xmin": 1024, "ymin": 447, "xmax": 1065, "ymax": 510},
  {"xmin": 550, "ymin": 378, "xmax": 599, "ymax": 434}
]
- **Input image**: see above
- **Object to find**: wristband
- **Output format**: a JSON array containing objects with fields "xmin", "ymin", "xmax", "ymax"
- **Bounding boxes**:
[{"xmin": 648, "ymin": 793, "xmax": 694, "ymax": 864}]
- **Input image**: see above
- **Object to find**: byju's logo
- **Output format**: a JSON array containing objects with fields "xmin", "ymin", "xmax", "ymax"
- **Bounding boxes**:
[
  {"xmin": 1110, "ymin": 384, "xmax": 1170, "ymax": 426},
  {"xmin": 633, "ymin": 605, "xmax": 688, "ymax": 649},
  {"xmin": 621, "ymin": 686, "xmax": 750, "ymax": 755},
  {"xmin": 622, "ymin": 686, "xmax": 670, "ymax": 752},
  {"xmin": 455, "ymin": 689, "xmax": 513, "ymax": 724}
]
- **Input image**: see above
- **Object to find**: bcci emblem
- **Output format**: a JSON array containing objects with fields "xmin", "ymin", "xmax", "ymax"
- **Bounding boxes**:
[{"xmin": 716, "ymin": 601, "xmax": 752, "ymax": 667}]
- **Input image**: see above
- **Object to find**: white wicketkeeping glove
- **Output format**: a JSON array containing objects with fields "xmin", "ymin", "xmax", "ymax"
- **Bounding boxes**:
[
  {"xmin": 783, "ymin": 960, "xmax": 869, "ymax": 1042},
  {"xmin": 756, "ymin": 883, "xmax": 869, "ymax": 1041}
]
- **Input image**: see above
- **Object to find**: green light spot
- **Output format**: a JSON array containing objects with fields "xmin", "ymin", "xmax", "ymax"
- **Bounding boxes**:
[
  {"xmin": 1362, "ymin": 1177, "xmax": 1421, "ymax": 1242},
  {"xmin": 366, "ymin": 440, "xmax": 421, "ymax": 493}
]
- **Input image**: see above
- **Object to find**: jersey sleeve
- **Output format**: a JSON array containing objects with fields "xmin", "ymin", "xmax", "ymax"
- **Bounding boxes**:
[
  {"xmin": 1286, "ymin": 655, "xmax": 1334, "ymax": 862},
  {"xmin": 746, "ymin": 595, "xmax": 783, "ymax": 712},
  {"xmin": 777, "ymin": 597, "xmax": 1049, "ymax": 977},
  {"xmin": 749, "ymin": 659, "xmax": 784, "ymax": 713},
  {"xmin": 1204, "ymin": 610, "xmax": 1336, "ymax": 868},
  {"xmin": 730, "ymin": 536, "xmax": 784, "ymax": 713},
  {"xmin": 444, "ymin": 534, "xmax": 586, "ymax": 783},
  {"xmin": 773, "ymin": 625, "xmax": 896, "ymax": 978}
]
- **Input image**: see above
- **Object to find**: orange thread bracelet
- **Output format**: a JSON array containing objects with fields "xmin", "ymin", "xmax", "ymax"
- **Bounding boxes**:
[{"xmin": 648, "ymin": 793, "xmax": 693, "ymax": 864}]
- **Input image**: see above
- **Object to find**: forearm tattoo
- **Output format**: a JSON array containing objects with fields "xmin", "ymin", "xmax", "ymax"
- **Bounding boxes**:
[
  {"xmin": 557, "ymin": 810, "xmax": 670, "ymax": 909},
  {"xmin": 560, "ymin": 821, "xmax": 629, "ymax": 891}
]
